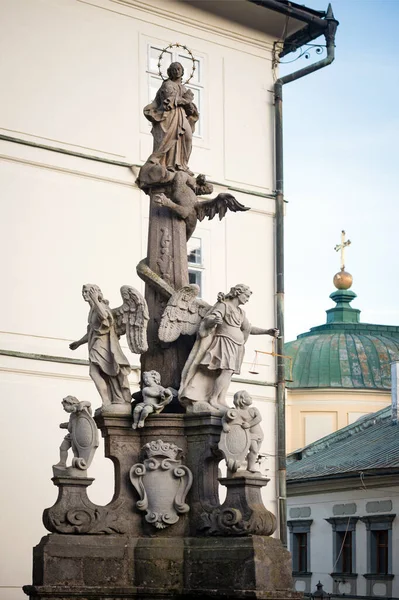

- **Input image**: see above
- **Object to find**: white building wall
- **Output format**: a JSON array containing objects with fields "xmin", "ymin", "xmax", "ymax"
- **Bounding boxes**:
[{"xmin": 0, "ymin": 1, "xmax": 279, "ymax": 597}]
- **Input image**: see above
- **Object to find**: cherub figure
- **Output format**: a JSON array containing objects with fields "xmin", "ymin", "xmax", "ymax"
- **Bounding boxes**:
[
  {"xmin": 223, "ymin": 390, "xmax": 264, "ymax": 473},
  {"xmin": 53, "ymin": 396, "xmax": 98, "ymax": 475},
  {"xmin": 69, "ymin": 284, "xmax": 149, "ymax": 407},
  {"xmin": 132, "ymin": 370, "xmax": 173, "ymax": 429}
]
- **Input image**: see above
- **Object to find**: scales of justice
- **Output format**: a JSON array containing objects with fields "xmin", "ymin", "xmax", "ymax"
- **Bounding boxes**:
[{"xmin": 24, "ymin": 46, "xmax": 299, "ymax": 600}]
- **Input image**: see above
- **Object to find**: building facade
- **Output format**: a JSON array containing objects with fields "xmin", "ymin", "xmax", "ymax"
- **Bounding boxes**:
[{"xmin": 287, "ymin": 404, "xmax": 399, "ymax": 598}]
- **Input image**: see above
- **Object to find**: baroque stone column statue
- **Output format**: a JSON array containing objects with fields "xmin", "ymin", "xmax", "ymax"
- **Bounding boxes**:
[{"xmin": 24, "ymin": 48, "xmax": 299, "ymax": 600}]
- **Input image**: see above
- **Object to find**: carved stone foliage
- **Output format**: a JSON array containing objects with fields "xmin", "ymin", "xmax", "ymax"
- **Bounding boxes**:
[
  {"xmin": 156, "ymin": 226, "xmax": 173, "ymax": 283},
  {"xmin": 130, "ymin": 440, "xmax": 193, "ymax": 529},
  {"xmin": 43, "ymin": 478, "xmax": 126, "ymax": 535}
]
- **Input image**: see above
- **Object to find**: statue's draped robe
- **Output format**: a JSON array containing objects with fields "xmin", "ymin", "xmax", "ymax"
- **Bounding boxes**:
[
  {"xmin": 87, "ymin": 307, "xmax": 131, "ymax": 403},
  {"xmin": 179, "ymin": 301, "xmax": 251, "ymax": 404},
  {"xmin": 144, "ymin": 79, "xmax": 198, "ymax": 172}
]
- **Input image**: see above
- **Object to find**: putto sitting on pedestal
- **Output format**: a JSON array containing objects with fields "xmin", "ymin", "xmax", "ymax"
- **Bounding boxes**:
[{"xmin": 132, "ymin": 370, "xmax": 174, "ymax": 429}]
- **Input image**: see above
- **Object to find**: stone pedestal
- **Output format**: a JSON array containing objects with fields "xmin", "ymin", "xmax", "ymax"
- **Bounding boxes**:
[
  {"xmin": 199, "ymin": 474, "xmax": 277, "ymax": 536},
  {"xmin": 25, "ymin": 412, "xmax": 299, "ymax": 600},
  {"xmin": 43, "ymin": 476, "xmax": 127, "ymax": 535},
  {"xmin": 25, "ymin": 534, "xmax": 300, "ymax": 600}
]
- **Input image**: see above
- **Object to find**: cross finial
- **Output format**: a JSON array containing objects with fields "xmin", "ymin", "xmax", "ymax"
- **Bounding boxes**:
[{"xmin": 334, "ymin": 230, "xmax": 351, "ymax": 270}]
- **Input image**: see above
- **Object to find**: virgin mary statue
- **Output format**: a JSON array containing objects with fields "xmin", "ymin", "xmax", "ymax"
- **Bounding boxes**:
[{"xmin": 143, "ymin": 62, "xmax": 199, "ymax": 173}]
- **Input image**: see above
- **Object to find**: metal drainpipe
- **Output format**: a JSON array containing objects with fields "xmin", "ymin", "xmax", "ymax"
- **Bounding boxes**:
[{"xmin": 275, "ymin": 8, "xmax": 338, "ymax": 547}]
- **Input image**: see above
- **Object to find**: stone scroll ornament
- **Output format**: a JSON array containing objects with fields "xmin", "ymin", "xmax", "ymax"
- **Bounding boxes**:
[
  {"xmin": 130, "ymin": 440, "xmax": 193, "ymax": 529},
  {"xmin": 69, "ymin": 284, "xmax": 149, "ymax": 409},
  {"xmin": 53, "ymin": 396, "xmax": 99, "ymax": 477}
]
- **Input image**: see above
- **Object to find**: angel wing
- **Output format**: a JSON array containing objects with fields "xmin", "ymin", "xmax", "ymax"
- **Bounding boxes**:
[
  {"xmin": 159, "ymin": 285, "xmax": 210, "ymax": 343},
  {"xmin": 195, "ymin": 193, "xmax": 250, "ymax": 223},
  {"xmin": 112, "ymin": 286, "xmax": 149, "ymax": 354}
]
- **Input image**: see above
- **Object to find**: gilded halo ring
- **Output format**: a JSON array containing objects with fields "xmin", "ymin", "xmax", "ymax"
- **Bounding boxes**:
[{"xmin": 157, "ymin": 43, "xmax": 196, "ymax": 84}]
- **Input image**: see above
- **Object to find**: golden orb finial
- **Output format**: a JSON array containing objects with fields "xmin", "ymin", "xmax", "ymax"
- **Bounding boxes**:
[{"xmin": 333, "ymin": 268, "xmax": 353, "ymax": 290}]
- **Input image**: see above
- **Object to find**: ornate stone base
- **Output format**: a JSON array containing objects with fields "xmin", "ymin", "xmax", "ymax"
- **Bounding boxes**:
[
  {"xmin": 25, "ymin": 413, "xmax": 299, "ymax": 600},
  {"xmin": 199, "ymin": 473, "xmax": 277, "ymax": 536},
  {"xmin": 24, "ymin": 534, "xmax": 301, "ymax": 600},
  {"xmin": 43, "ymin": 477, "xmax": 126, "ymax": 535}
]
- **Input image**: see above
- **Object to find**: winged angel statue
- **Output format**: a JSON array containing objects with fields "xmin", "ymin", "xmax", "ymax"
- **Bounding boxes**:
[
  {"xmin": 70, "ymin": 284, "xmax": 149, "ymax": 407},
  {"xmin": 159, "ymin": 284, "xmax": 278, "ymax": 414}
]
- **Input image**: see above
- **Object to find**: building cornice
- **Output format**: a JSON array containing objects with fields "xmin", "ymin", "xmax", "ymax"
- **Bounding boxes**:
[
  {"xmin": 288, "ymin": 471, "xmax": 399, "ymax": 497},
  {"xmin": 86, "ymin": 0, "xmax": 276, "ymax": 53}
]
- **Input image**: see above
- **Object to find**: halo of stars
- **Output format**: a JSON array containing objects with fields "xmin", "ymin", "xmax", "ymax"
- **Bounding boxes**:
[{"xmin": 157, "ymin": 43, "xmax": 196, "ymax": 84}]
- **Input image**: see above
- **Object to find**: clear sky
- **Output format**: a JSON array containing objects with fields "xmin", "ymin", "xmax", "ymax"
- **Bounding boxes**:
[{"xmin": 281, "ymin": 0, "xmax": 399, "ymax": 341}]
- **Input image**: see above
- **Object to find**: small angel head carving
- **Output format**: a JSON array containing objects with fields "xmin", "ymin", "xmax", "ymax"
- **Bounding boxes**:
[
  {"xmin": 233, "ymin": 390, "xmax": 253, "ymax": 409},
  {"xmin": 62, "ymin": 395, "xmax": 80, "ymax": 413},
  {"xmin": 177, "ymin": 284, "xmax": 200, "ymax": 306},
  {"xmin": 143, "ymin": 370, "xmax": 161, "ymax": 386}
]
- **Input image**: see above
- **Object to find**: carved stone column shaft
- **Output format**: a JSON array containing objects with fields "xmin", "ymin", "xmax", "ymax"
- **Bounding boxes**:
[{"xmin": 141, "ymin": 194, "xmax": 191, "ymax": 392}]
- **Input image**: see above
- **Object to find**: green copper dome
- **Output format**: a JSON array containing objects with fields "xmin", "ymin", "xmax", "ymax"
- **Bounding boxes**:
[{"xmin": 285, "ymin": 289, "xmax": 399, "ymax": 390}]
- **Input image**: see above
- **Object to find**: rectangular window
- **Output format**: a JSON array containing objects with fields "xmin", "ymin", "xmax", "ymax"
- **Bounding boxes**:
[
  {"xmin": 288, "ymin": 520, "xmax": 312, "ymax": 575},
  {"xmin": 326, "ymin": 516, "xmax": 358, "ymax": 576},
  {"xmin": 187, "ymin": 236, "xmax": 204, "ymax": 297},
  {"xmin": 360, "ymin": 514, "xmax": 395, "ymax": 577},
  {"xmin": 337, "ymin": 530, "xmax": 353, "ymax": 573},
  {"xmin": 295, "ymin": 532, "xmax": 308, "ymax": 573},
  {"xmin": 374, "ymin": 530, "xmax": 389, "ymax": 575},
  {"xmin": 146, "ymin": 44, "xmax": 204, "ymax": 137}
]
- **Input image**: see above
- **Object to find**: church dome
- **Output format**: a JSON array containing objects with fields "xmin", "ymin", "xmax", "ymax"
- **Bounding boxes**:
[{"xmin": 285, "ymin": 288, "xmax": 399, "ymax": 390}]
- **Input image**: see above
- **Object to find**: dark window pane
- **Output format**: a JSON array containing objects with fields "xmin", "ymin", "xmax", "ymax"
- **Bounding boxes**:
[
  {"xmin": 294, "ymin": 532, "xmax": 308, "ymax": 573},
  {"xmin": 337, "ymin": 530, "xmax": 352, "ymax": 573},
  {"xmin": 375, "ymin": 530, "xmax": 389, "ymax": 575}
]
